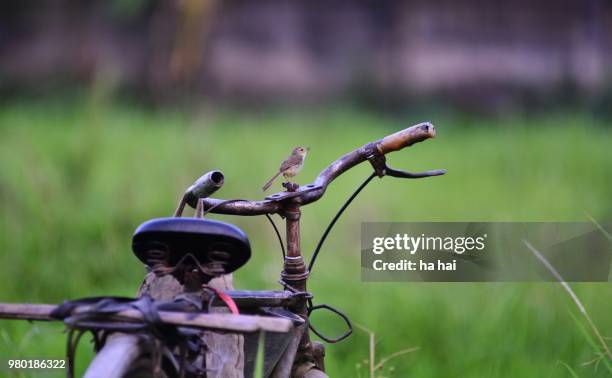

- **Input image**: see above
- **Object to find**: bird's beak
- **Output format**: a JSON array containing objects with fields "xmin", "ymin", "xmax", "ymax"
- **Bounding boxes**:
[{"xmin": 306, "ymin": 147, "xmax": 310, "ymax": 151}]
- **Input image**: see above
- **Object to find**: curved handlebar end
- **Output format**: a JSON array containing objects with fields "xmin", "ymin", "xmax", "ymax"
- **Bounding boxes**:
[{"xmin": 376, "ymin": 122, "xmax": 436, "ymax": 155}]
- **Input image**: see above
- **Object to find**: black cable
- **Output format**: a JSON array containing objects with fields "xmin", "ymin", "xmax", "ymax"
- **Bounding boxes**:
[
  {"xmin": 200, "ymin": 199, "xmax": 286, "ymax": 259},
  {"xmin": 305, "ymin": 172, "xmax": 376, "ymax": 343},
  {"xmin": 308, "ymin": 172, "xmax": 376, "ymax": 273},
  {"xmin": 308, "ymin": 304, "xmax": 353, "ymax": 343},
  {"xmin": 265, "ymin": 214, "xmax": 286, "ymax": 259}
]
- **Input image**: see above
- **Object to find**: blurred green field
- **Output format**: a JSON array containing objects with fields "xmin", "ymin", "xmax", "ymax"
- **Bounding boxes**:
[{"xmin": 0, "ymin": 99, "xmax": 611, "ymax": 377}]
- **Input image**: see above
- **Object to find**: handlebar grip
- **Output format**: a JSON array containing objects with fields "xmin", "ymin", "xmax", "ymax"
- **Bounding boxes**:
[{"xmin": 376, "ymin": 122, "xmax": 436, "ymax": 154}]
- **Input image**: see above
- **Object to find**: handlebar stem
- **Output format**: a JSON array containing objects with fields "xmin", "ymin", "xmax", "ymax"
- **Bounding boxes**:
[{"xmin": 279, "ymin": 201, "xmax": 314, "ymax": 362}]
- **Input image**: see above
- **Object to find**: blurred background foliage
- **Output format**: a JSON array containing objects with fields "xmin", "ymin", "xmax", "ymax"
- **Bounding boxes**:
[
  {"xmin": 2, "ymin": 0, "xmax": 612, "ymax": 114},
  {"xmin": 0, "ymin": 1, "xmax": 611, "ymax": 377}
]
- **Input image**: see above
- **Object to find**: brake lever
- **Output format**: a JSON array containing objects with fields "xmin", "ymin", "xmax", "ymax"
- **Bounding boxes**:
[
  {"xmin": 366, "ymin": 148, "xmax": 446, "ymax": 179},
  {"xmin": 386, "ymin": 166, "xmax": 446, "ymax": 178}
]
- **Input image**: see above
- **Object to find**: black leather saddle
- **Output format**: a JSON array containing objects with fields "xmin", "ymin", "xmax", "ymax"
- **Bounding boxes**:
[{"xmin": 132, "ymin": 217, "xmax": 251, "ymax": 275}]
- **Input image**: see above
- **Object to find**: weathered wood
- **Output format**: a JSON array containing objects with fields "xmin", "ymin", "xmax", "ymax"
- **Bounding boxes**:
[
  {"xmin": 204, "ymin": 275, "xmax": 244, "ymax": 378},
  {"xmin": 271, "ymin": 323, "xmax": 306, "ymax": 378},
  {"xmin": 137, "ymin": 271, "xmax": 183, "ymax": 300},
  {"xmin": 0, "ymin": 301, "xmax": 291, "ymax": 333},
  {"xmin": 138, "ymin": 273, "xmax": 246, "ymax": 378},
  {"xmin": 0, "ymin": 303, "xmax": 56, "ymax": 321}
]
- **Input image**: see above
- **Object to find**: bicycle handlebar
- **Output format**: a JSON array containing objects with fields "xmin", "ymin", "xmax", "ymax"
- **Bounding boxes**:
[
  {"xmin": 376, "ymin": 122, "xmax": 436, "ymax": 153},
  {"xmin": 199, "ymin": 122, "xmax": 441, "ymax": 216}
]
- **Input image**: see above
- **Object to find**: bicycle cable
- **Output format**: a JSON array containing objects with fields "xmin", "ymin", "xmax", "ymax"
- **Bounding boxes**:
[
  {"xmin": 308, "ymin": 172, "xmax": 376, "ymax": 273},
  {"xmin": 304, "ymin": 172, "xmax": 376, "ymax": 343},
  {"xmin": 265, "ymin": 214, "xmax": 286, "ymax": 259}
]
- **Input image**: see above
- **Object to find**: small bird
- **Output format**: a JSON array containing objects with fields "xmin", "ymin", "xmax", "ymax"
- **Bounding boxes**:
[{"xmin": 262, "ymin": 147, "xmax": 309, "ymax": 191}]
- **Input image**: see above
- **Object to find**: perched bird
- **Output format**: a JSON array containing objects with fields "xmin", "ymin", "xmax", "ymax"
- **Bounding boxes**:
[{"xmin": 262, "ymin": 147, "xmax": 309, "ymax": 191}]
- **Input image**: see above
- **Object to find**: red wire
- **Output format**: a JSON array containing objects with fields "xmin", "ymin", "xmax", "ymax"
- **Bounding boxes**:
[{"xmin": 209, "ymin": 287, "xmax": 239, "ymax": 315}]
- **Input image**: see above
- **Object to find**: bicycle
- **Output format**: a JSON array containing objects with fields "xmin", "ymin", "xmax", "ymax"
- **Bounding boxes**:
[{"xmin": 0, "ymin": 122, "xmax": 444, "ymax": 377}]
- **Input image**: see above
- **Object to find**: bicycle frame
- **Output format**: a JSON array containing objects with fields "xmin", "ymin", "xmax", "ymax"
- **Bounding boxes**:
[{"xmin": 183, "ymin": 121, "xmax": 445, "ymax": 374}]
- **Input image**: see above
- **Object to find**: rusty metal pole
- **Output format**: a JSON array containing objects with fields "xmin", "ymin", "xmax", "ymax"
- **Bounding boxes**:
[{"xmin": 280, "ymin": 199, "xmax": 314, "ymax": 365}]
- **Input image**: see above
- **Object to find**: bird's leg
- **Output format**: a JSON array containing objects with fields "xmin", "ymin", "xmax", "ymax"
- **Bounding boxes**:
[
  {"xmin": 282, "ymin": 181, "xmax": 299, "ymax": 192},
  {"xmin": 281, "ymin": 173, "xmax": 299, "ymax": 191}
]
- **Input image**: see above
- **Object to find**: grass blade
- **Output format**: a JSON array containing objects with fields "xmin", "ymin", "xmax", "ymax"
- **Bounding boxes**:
[
  {"xmin": 374, "ymin": 347, "xmax": 419, "ymax": 371},
  {"xmin": 254, "ymin": 331, "xmax": 265, "ymax": 378},
  {"xmin": 523, "ymin": 240, "xmax": 612, "ymax": 373},
  {"xmin": 556, "ymin": 360, "xmax": 580, "ymax": 378}
]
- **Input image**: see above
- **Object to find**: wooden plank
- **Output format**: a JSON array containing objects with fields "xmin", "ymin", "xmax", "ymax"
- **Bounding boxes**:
[
  {"xmin": 204, "ymin": 275, "xmax": 244, "ymax": 378},
  {"xmin": 0, "ymin": 303, "xmax": 56, "ymax": 321},
  {"xmin": 138, "ymin": 273, "xmax": 246, "ymax": 378},
  {"xmin": 0, "ymin": 302, "xmax": 292, "ymax": 333}
]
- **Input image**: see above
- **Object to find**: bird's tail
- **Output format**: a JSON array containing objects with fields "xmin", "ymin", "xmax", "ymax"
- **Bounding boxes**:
[{"xmin": 262, "ymin": 171, "xmax": 282, "ymax": 191}]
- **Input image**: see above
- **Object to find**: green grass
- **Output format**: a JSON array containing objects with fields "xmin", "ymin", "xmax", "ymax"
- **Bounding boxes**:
[{"xmin": 0, "ymin": 99, "xmax": 610, "ymax": 377}]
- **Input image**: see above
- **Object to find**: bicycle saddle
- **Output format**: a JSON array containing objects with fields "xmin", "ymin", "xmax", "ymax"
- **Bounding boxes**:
[{"xmin": 132, "ymin": 218, "xmax": 251, "ymax": 275}]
